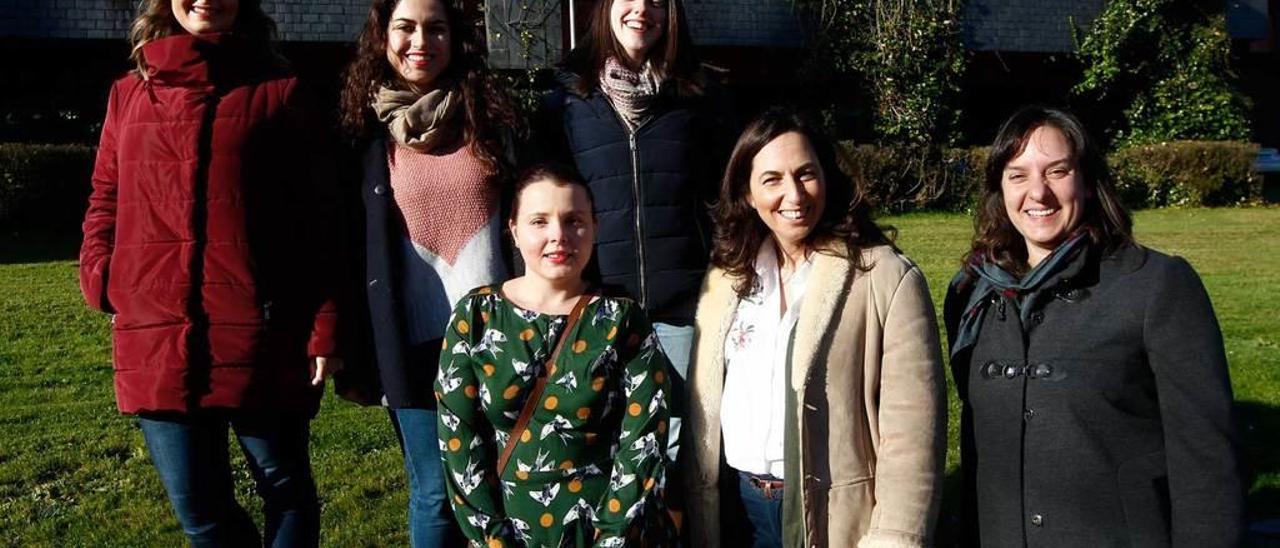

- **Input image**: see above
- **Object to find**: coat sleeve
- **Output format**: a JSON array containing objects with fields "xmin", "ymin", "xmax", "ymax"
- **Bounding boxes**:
[
  {"xmin": 592, "ymin": 304, "xmax": 672, "ymax": 545},
  {"xmin": 1143, "ymin": 257, "xmax": 1243, "ymax": 545},
  {"xmin": 860, "ymin": 266, "xmax": 947, "ymax": 548},
  {"xmin": 79, "ymin": 81, "xmax": 123, "ymax": 314},
  {"xmin": 281, "ymin": 79, "xmax": 341, "ymax": 358},
  {"xmin": 942, "ymin": 273, "xmax": 981, "ymax": 546},
  {"xmin": 436, "ymin": 296, "xmax": 521, "ymax": 545}
]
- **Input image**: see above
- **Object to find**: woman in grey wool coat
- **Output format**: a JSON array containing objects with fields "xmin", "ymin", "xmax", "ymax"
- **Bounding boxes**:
[{"xmin": 944, "ymin": 106, "xmax": 1243, "ymax": 547}]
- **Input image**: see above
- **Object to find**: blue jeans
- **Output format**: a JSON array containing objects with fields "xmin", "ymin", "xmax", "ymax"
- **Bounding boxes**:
[
  {"xmin": 653, "ymin": 321, "xmax": 694, "ymax": 464},
  {"xmin": 389, "ymin": 407, "xmax": 459, "ymax": 547},
  {"xmin": 138, "ymin": 412, "xmax": 319, "ymax": 548},
  {"xmin": 737, "ymin": 472, "xmax": 784, "ymax": 548}
]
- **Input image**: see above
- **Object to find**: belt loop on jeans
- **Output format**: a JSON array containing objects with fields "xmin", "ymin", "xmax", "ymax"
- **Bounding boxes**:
[{"xmin": 740, "ymin": 470, "xmax": 785, "ymax": 500}]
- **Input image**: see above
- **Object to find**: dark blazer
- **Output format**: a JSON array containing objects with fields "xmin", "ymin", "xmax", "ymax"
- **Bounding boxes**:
[
  {"xmin": 337, "ymin": 134, "xmax": 513, "ymax": 408},
  {"xmin": 539, "ymin": 77, "xmax": 733, "ymax": 322},
  {"xmin": 943, "ymin": 243, "xmax": 1243, "ymax": 547}
]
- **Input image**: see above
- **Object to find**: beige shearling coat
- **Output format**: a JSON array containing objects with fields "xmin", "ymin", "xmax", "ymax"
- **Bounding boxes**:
[{"xmin": 685, "ymin": 244, "xmax": 946, "ymax": 548}]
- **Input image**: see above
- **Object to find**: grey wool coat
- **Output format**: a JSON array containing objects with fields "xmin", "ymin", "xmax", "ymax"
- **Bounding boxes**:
[
  {"xmin": 687, "ymin": 244, "xmax": 947, "ymax": 548},
  {"xmin": 943, "ymin": 243, "xmax": 1244, "ymax": 547}
]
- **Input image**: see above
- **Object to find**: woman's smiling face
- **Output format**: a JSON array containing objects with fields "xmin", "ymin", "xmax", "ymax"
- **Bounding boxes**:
[
  {"xmin": 509, "ymin": 180, "xmax": 596, "ymax": 285},
  {"xmin": 746, "ymin": 131, "xmax": 826, "ymax": 255},
  {"xmin": 385, "ymin": 0, "xmax": 452, "ymax": 92},
  {"xmin": 171, "ymin": 0, "xmax": 239, "ymax": 34},
  {"xmin": 609, "ymin": 0, "xmax": 666, "ymax": 64},
  {"xmin": 1001, "ymin": 124, "xmax": 1089, "ymax": 267}
]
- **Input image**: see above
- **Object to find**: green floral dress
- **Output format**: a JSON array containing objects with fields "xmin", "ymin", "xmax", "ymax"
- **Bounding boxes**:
[{"xmin": 436, "ymin": 285, "xmax": 673, "ymax": 547}]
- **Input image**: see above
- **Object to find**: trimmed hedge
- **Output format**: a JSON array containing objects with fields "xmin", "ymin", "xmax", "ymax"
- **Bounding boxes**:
[
  {"xmin": 1109, "ymin": 141, "xmax": 1261, "ymax": 207},
  {"xmin": 842, "ymin": 140, "xmax": 1261, "ymax": 212},
  {"xmin": 0, "ymin": 140, "xmax": 1263, "ymax": 232},
  {"xmin": 0, "ymin": 143, "xmax": 95, "ymax": 231}
]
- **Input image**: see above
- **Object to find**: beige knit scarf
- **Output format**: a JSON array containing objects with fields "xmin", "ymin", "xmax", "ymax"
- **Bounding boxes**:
[{"xmin": 372, "ymin": 84, "xmax": 462, "ymax": 152}]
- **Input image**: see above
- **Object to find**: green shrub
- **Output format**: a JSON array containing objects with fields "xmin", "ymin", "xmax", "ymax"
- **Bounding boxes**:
[
  {"xmin": 843, "ymin": 141, "xmax": 1259, "ymax": 211},
  {"xmin": 1109, "ymin": 141, "xmax": 1260, "ymax": 207},
  {"xmin": 0, "ymin": 143, "xmax": 95, "ymax": 231},
  {"xmin": 842, "ymin": 142, "xmax": 986, "ymax": 213}
]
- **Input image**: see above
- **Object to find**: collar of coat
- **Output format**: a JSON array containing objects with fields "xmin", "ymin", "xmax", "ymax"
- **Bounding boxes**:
[
  {"xmin": 698, "ymin": 241, "xmax": 871, "ymax": 390},
  {"xmin": 140, "ymin": 33, "xmax": 272, "ymax": 87}
]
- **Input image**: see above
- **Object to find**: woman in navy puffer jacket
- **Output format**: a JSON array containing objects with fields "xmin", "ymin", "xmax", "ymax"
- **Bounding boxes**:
[
  {"xmin": 539, "ymin": 0, "xmax": 734, "ymax": 483},
  {"xmin": 78, "ymin": 1, "xmax": 340, "ymax": 545}
]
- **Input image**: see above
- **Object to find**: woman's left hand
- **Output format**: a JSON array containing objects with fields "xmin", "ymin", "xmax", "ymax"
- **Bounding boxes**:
[{"xmin": 310, "ymin": 356, "xmax": 345, "ymax": 386}]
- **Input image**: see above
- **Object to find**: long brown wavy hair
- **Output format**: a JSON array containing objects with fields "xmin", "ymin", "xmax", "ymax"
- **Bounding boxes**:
[
  {"xmin": 560, "ymin": 0, "xmax": 704, "ymax": 97},
  {"xmin": 339, "ymin": 0, "xmax": 522, "ymax": 175},
  {"xmin": 965, "ymin": 106, "xmax": 1133, "ymax": 275},
  {"xmin": 711, "ymin": 107, "xmax": 894, "ymax": 298},
  {"xmin": 128, "ymin": 0, "xmax": 279, "ymax": 75}
]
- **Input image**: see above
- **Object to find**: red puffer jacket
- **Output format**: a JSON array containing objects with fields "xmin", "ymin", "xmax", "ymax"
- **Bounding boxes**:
[{"xmin": 79, "ymin": 34, "xmax": 340, "ymax": 415}]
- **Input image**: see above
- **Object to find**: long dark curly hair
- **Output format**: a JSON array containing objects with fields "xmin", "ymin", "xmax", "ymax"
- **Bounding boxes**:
[
  {"xmin": 711, "ymin": 107, "xmax": 894, "ymax": 298},
  {"xmin": 338, "ymin": 0, "xmax": 522, "ymax": 174},
  {"xmin": 128, "ymin": 0, "xmax": 279, "ymax": 74},
  {"xmin": 965, "ymin": 106, "xmax": 1133, "ymax": 275}
]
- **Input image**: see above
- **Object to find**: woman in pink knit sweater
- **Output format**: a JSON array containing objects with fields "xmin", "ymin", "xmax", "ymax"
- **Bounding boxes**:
[{"xmin": 336, "ymin": 0, "xmax": 522, "ymax": 544}]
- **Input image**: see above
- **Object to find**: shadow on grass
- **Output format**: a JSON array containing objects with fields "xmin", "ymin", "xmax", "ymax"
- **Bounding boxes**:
[
  {"xmin": 0, "ymin": 229, "xmax": 81, "ymax": 264},
  {"xmin": 1239, "ymin": 400, "xmax": 1280, "ymax": 523}
]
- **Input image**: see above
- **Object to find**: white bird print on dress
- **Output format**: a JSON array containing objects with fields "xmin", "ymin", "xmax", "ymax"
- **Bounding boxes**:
[
  {"xmin": 540, "ymin": 415, "xmax": 574, "ymax": 444},
  {"xmin": 437, "ymin": 363, "xmax": 462, "ymax": 393},
  {"xmin": 631, "ymin": 432, "xmax": 660, "ymax": 464},
  {"xmin": 471, "ymin": 329, "xmax": 508, "ymax": 357},
  {"xmin": 528, "ymin": 482, "xmax": 561, "ymax": 507},
  {"xmin": 439, "ymin": 409, "xmax": 461, "ymax": 431},
  {"xmin": 609, "ymin": 466, "xmax": 635, "ymax": 491},
  {"xmin": 452, "ymin": 457, "xmax": 484, "ymax": 495},
  {"xmin": 555, "ymin": 372, "xmax": 578, "ymax": 392}
]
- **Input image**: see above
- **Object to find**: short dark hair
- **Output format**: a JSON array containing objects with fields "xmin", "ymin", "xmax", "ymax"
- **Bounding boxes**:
[
  {"xmin": 711, "ymin": 107, "xmax": 893, "ymax": 298},
  {"xmin": 508, "ymin": 163, "xmax": 596, "ymax": 223},
  {"xmin": 966, "ymin": 105, "xmax": 1133, "ymax": 274}
]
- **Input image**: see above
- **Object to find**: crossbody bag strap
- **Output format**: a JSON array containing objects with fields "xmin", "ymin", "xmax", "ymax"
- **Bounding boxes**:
[{"xmin": 497, "ymin": 292, "xmax": 593, "ymax": 476}]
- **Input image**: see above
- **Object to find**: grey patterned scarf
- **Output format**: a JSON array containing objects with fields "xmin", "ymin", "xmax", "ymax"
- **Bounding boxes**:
[{"xmin": 599, "ymin": 57, "xmax": 663, "ymax": 129}]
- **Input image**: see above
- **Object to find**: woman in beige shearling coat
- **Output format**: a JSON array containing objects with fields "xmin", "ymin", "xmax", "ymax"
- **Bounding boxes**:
[{"xmin": 684, "ymin": 108, "xmax": 947, "ymax": 548}]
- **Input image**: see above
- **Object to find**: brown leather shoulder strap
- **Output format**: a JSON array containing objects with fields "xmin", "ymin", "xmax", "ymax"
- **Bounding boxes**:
[{"xmin": 497, "ymin": 293, "xmax": 593, "ymax": 476}]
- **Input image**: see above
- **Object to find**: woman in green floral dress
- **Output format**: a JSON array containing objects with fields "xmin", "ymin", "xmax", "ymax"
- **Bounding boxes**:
[{"xmin": 436, "ymin": 164, "xmax": 673, "ymax": 547}]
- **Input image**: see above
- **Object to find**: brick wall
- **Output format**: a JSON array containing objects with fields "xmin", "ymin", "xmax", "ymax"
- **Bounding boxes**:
[
  {"xmin": 961, "ymin": 0, "xmax": 1106, "ymax": 53},
  {"xmin": 683, "ymin": 0, "xmax": 806, "ymax": 47},
  {"xmin": 0, "ymin": 0, "xmax": 369, "ymax": 42}
]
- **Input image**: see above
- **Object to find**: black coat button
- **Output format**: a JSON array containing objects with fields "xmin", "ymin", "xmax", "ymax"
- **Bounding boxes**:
[
  {"xmin": 1031, "ymin": 514, "xmax": 1044, "ymax": 526},
  {"xmin": 1032, "ymin": 363, "xmax": 1053, "ymax": 378},
  {"xmin": 1024, "ymin": 408, "xmax": 1036, "ymax": 421},
  {"xmin": 1031, "ymin": 311, "xmax": 1045, "ymax": 324},
  {"xmin": 982, "ymin": 361, "xmax": 1002, "ymax": 379},
  {"xmin": 373, "ymin": 184, "xmax": 387, "ymax": 195},
  {"xmin": 368, "ymin": 278, "xmax": 379, "ymax": 288},
  {"xmin": 1004, "ymin": 364, "xmax": 1020, "ymax": 379}
]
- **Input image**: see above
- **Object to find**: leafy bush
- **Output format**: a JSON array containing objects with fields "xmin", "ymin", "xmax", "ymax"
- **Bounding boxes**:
[
  {"xmin": 1071, "ymin": 0, "xmax": 1251, "ymax": 146},
  {"xmin": 1109, "ymin": 141, "xmax": 1261, "ymax": 207},
  {"xmin": 844, "ymin": 141, "xmax": 1259, "ymax": 211},
  {"xmin": 0, "ymin": 143, "xmax": 94, "ymax": 231},
  {"xmin": 843, "ymin": 142, "xmax": 985, "ymax": 212}
]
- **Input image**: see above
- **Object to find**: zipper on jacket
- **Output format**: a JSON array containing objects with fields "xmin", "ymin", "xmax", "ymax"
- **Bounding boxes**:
[
  {"xmin": 627, "ymin": 130, "xmax": 647, "ymax": 308},
  {"xmin": 601, "ymin": 96, "xmax": 657, "ymax": 310}
]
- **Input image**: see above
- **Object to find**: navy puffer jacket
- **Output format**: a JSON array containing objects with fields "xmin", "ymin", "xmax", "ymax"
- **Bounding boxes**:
[{"xmin": 542, "ymin": 77, "xmax": 732, "ymax": 321}]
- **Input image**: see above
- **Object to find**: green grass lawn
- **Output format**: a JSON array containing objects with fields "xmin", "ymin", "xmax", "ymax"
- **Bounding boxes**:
[{"xmin": 2, "ymin": 208, "xmax": 1277, "ymax": 545}]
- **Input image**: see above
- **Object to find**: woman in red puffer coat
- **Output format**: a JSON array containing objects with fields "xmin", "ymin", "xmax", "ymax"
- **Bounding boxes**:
[{"xmin": 78, "ymin": 1, "xmax": 340, "ymax": 545}]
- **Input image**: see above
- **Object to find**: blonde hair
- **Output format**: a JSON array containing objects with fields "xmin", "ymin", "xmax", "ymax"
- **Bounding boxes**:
[{"xmin": 127, "ymin": 0, "xmax": 279, "ymax": 75}]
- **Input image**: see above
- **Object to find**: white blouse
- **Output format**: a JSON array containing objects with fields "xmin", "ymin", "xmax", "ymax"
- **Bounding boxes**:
[{"xmin": 720, "ymin": 242, "xmax": 813, "ymax": 479}]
